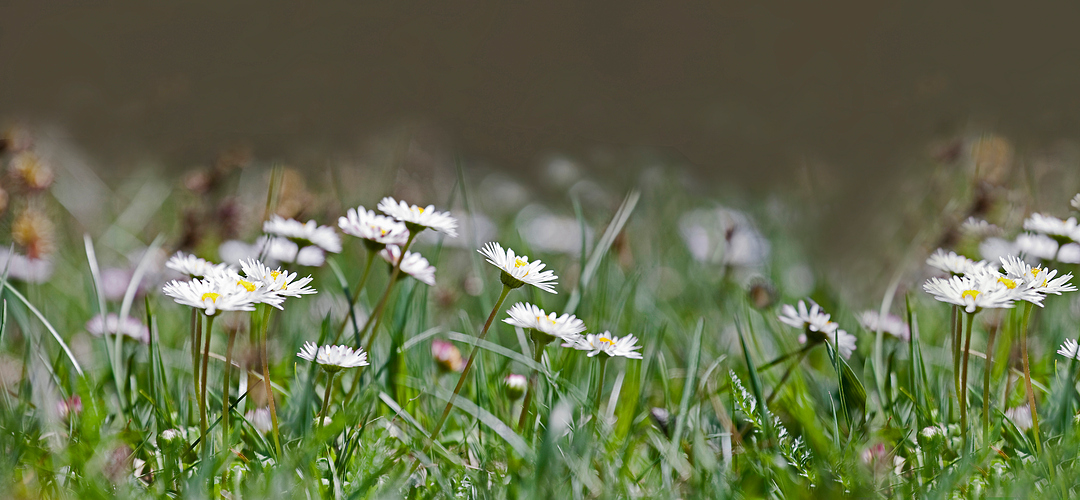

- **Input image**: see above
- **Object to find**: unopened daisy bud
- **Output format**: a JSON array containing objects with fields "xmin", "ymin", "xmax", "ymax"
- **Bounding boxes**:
[
  {"xmin": 431, "ymin": 339, "xmax": 463, "ymax": 373},
  {"xmin": 917, "ymin": 425, "xmax": 945, "ymax": 451},
  {"xmin": 56, "ymin": 395, "xmax": 82, "ymax": 420},
  {"xmin": 159, "ymin": 428, "xmax": 183, "ymax": 442},
  {"xmin": 503, "ymin": 374, "xmax": 527, "ymax": 400},
  {"xmin": 9, "ymin": 151, "xmax": 54, "ymax": 191},
  {"xmin": 747, "ymin": 279, "xmax": 777, "ymax": 309},
  {"xmin": 12, "ymin": 208, "xmax": 55, "ymax": 259},
  {"xmin": 650, "ymin": 407, "xmax": 671, "ymax": 437}
]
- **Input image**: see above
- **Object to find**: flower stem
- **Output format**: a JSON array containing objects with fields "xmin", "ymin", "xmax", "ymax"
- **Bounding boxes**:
[
  {"xmin": 332, "ymin": 250, "xmax": 377, "ymax": 346},
  {"xmin": 190, "ymin": 309, "xmax": 201, "ymax": 428},
  {"xmin": 517, "ymin": 337, "xmax": 550, "ymax": 433},
  {"xmin": 1020, "ymin": 302, "xmax": 1042, "ymax": 456},
  {"xmin": 427, "ymin": 285, "xmax": 513, "ymax": 446},
  {"xmin": 960, "ymin": 311, "xmax": 974, "ymax": 448},
  {"xmin": 199, "ymin": 315, "xmax": 215, "ymax": 450},
  {"xmin": 318, "ymin": 371, "xmax": 336, "ymax": 428},
  {"xmin": 951, "ymin": 306, "xmax": 961, "ymax": 427},
  {"xmin": 222, "ymin": 326, "xmax": 238, "ymax": 444},
  {"xmin": 982, "ymin": 317, "xmax": 997, "ymax": 446},
  {"xmin": 593, "ymin": 356, "xmax": 609, "ymax": 429},
  {"xmin": 258, "ymin": 307, "xmax": 282, "ymax": 456},
  {"xmin": 759, "ymin": 343, "xmax": 815, "ymax": 371},
  {"xmin": 766, "ymin": 349, "xmax": 810, "ymax": 406},
  {"xmin": 361, "ymin": 232, "xmax": 418, "ymax": 354}
]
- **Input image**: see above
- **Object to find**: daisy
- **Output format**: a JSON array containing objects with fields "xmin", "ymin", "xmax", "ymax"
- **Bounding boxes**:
[
  {"xmin": 478, "ymin": 242, "xmax": 558, "ymax": 293},
  {"xmin": 85, "ymin": 313, "xmax": 150, "ymax": 343},
  {"xmin": 243, "ymin": 407, "xmax": 273, "ymax": 434},
  {"xmin": 1022, "ymin": 213, "xmax": 1080, "ymax": 243},
  {"xmin": 162, "ymin": 275, "xmax": 273, "ymax": 315},
  {"xmin": 338, "ymin": 206, "xmax": 409, "ymax": 248},
  {"xmin": 239, "ymin": 258, "xmax": 317, "ymax": 298},
  {"xmin": 799, "ymin": 328, "xmax": 857, "ymax": 359},
  {"xmin": 377, "ymin": 196, "xmax": 458, "ymax": 237},
  {"xmin": 858, "ymin": 310, "xmax": 910, "ymax": 341},
  {"xmin": 564, "ymin": 332, "xmax": 643, "ymax": 359},
  {"xmin": 960, "ymin": 217, "xmax": 1003, "ymax": 238},
  {"xmin": 263, "ymin": 215, "xmax": 343, "ymax": 254},
  {"xmin": 503, "ymin": 302, "xmax": 587, "ymax": 343},
  {"xmin": 980, "ymin": 237, "xmax": 1022, "ymax": 264},
  {"xmin": 1057, "ymin": 339, "xmax": 1080, "ymax": 360},
  {"xmin": 166, "ymin": 251, "xmax": 233, "ymax": 279},
  {"xmin": 1004, "ymin": 405, "xmax": 1033, "ymax": 431},
  {"xmin": 1072, "ymin": 194, "xmax": 1080, "ymax": 211},
  {"xmin": 922, "ymin": 274, "xmax": 1017, "ymax": 313},
  {"xmin": 926, "ymin": 249, "xmax": 991, "ymax": 276},
  {"xmin": 379, "ymin": 245, "xmax": 436, "ymax": 286},
  {"xmin": 778, "ymin": 300, "xmax": 838, "ymax": 335},
  {"xmin": 1016, "ymin": 233, "xmax": 1062, "ymax": 261},
  {"xmin": 1000, "ymin": 255, "xmax": 1077, "ymax": 297},
  {"xmin": 296, "ymin": 342, "xmax": 369, "ymax": 371},
  {"xmin": 0, "ymin": 247, "xmax": 52, "ymax": 283}
]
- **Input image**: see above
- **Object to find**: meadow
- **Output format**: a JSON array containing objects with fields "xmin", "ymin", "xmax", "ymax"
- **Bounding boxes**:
[{"xmin": 2, "ymin": 128, "xmax": 1080, "ymax": 499}]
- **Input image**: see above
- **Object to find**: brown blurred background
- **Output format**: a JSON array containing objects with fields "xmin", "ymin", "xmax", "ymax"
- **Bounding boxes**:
[{"xmin": 3, "ymin": 2, "xmax": 1080, "ymax": 213}]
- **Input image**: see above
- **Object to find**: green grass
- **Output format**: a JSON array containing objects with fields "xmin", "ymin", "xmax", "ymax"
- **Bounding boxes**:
[{"xmin": 1, "ymin": 152, "xmax": 1080, "ymax": 499}]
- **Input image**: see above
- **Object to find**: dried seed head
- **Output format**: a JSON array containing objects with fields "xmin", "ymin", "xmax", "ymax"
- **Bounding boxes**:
[
  {"xmin": 12, "ymin": 208, "xmax": 55, "ymax": 259},
  {"xmin": 9, "ymin": 151, "xmax": 54, "ymax": 191}
]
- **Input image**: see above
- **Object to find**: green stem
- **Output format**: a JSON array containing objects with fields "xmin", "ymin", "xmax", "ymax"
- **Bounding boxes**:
[
  {"xmin": 427, "ymin": 285, "xmax": 513, "ymax": 446},
  {"xmin": 759, "ymin": 343, "xmax": 815, "ymax": 371},
  {"xmin": 222, "ymin": 327, "xmax": 238, "ymax": 445},
  {"xmin": 361, "ymin": 232, "xmax": 418, "ymax": 354},
  {"xmin": 1020, "ymin": 302, "xmax": 1042, "ymax": 456},
  {"xmin": 190, "ymin": 309, "xmax": 200, "ymax": 428},
  {"xmin": 593, "ymin": 356, "xmax": 608, "ymax": 429},
  {"xmin": 318, "ymin": 371, "xmax": 337, "ymax": 428},
  {"xmin": 960, "ymin": 311, "xmax": 974, "ymax": 449},
  {"xmin": 258, "ymin": 307, "xmax": 282, "ymax": 456},
  {"xmin": 332, "ymin": 250, "xmax": 377, "ymax": 346},
  {"xmin": 951, "ymin": 306, "xmax": 961, "ymax": 427},
  {"xmin": 766, "ymin": 349, "xmax": 810, "ymax": 406},
  {"xmin": 517, "ymin": 337, "xmax": 550, "ymax": 433},
  {"xmin": 199, "ymin": 315, "xmax": 215, "ymax": 450},
  {"xmin": 982, "ymin": 318, "xmax": 997, "ymax": 446}
]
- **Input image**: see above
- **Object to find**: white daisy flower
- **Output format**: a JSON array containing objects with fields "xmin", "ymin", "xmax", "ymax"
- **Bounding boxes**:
[
  {"xmin": 778, "ymin": 300, "xmax": 838, "ymax": 334},
  {"xmin": 1057, "ymin": 339, "xmax": 1080, "ymax": 360},
  {"xmin": 980, "ymin": 237, "xmax": 1022, "ymax": 265},
  {"xmin": 0, "ymin": 247, "xmax": 52, "ymax": 283},
  {"xmin": 858, "ymin": 310, "xmax": 910, "ymax": 341},
  {"xmin": 678, "ymin": 207, "xmax": 770, "ymax": 269},
  {"xmin": 377, "ymin": 196, "xmax": 458, "ymax": 237},
  {"xmin": 961, "ymin": 217, "xmax": 1003, "ymax": 238},
  {"xmin": 1004, "ymin": 405, "xmax": 1033, "ymax": 431},
  {"xmin": 263, "ymin": 215, "xmax": 343, "ymax": 254},
  {"xmin": 85, "ymin": 313, "xmax": 150, "ymax": 343},
  {"xmin": 478, "ymin": 242, "xmax": 558, "ymax": 293},
  {"xmin": 1016, "ymin": 233, "xmax": 1063, "ymax": 261},
  {"xmin": 1022, "ymin": 213, "xmax": 1080, "ymax": 243},
  {"xmin": 922, "ymin": 274, "xmax": 1017, "ymax": 313},
  {"xmin": 240, "ymin": 258, "xmax": 316, "ymax": 294},
  {"xmin": 503, "ymin": 302, "xmax": 586, "ymax": 343},
  {"xmin": 165, "ymin": 251, "xmax": 233, "ymax": 279},
  {"xmin": 798, "ymin": 328, "xmax": 857, "ymax": 359},
  {"xmin": 564, "ymin": 331, "xmax": 643, "ymax": 359},
  {"xmin": 379, "ymin": 245, "xmax": 436, "ymax": 286},
  {"xmin": 244, "ymin": 407, "xmax": 273, "ymax": 434},
  {"xmin": 1000, "ymin": 255, "xmax": 1077, "ymax": 297},
  {"xmin": 296, "ymin": 341, "xmax": 369, "ymax": 371},
  {"xmin": 162, "ymin": 275, "xmax": 275, "ymax": 315},
  {"xmin": 1059, "ymin": 243, "xmax": 1080, "ymax": 264},
  {"xmin": 1072, "ymin": 194, "xmax": 1080, "ymax": 211},
  {"xmin": 338, "ymin": 206, "xmax": 409, "ymax": 248},
  {"xmin": 926, "ymin": 249, "xmax": 992, "ymax": 276}
]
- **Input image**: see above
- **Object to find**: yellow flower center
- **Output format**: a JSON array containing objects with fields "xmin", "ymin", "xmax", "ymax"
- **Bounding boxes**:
[
  {"xmin": 961, "ymin": 290, "xmax": 980, "ymax": 300},
  {"xmin": 270, "ymin": 270, "xmax": 282, "ymax": 280},
  {"xmin": 237, "ymin": 279, "xmax": 256, "ymax": 292},
  {"xmin": 201, "ymin": 292, "xmax": 220, "ymax": 303},
  {"xmin": 417, "ymin": 207, "xmax": 425, "ymax": 214},
  {"xmin": 1032, "ymin": 268, "xmax": 1042, "ymax": 277},
  {"xmin": 997, "ymin": 277, "xmax": 1017, "ymax": 289},
  {"xmin": 598, "ymin": 337, "xmax": 612, "ymax": 344},
  {"xmin": 514, "ymin": 258, "xmax": 528, "ymax": 268}
]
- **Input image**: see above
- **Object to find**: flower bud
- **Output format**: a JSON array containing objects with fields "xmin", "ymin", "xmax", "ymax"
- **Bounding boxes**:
[
  {"xmin": 431, "ymin": 339, "xmax": 463, "ymax": 373},
  {"xmin": 503, "ymin": 374, "xmax": 527, "ymax": 400}
]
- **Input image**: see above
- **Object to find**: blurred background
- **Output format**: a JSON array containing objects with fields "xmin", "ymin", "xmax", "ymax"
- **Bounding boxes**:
[{"xmin": 4, "ymin": 1, "xmax": 1080, "ymax": 274}]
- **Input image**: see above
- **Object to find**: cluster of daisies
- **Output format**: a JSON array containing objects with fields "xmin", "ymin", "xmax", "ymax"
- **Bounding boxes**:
[
  {"xmin": 979, "ymin": 207, "xmax": 1080, "ymax": 265},
  {"xmin": 923, "ymin": 250, "xmax": 1075, "ymax": 314}
]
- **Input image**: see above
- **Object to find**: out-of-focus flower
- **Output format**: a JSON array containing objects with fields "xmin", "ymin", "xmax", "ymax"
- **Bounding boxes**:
[
  {"xmin": 517, "ymin": 209, "xmax": 592, "ymax": 254},
  {"xmin": 503, "ymin": 302, "xmax": 586, "ymax": 344},
  {"xmin": 748, "ymin": 279, "xmax": 778, "ymax": 309},
  {"xmin": 961, "ymin": 217, "xmax": 1003, "ymax": 238},
  {"xmin": 159, "ymin": 428, "xmax": 183, "ymax": 443},
  {"xmin": 970, "ymin": 134, "xmax": 1013, "ymax": 186},
  {"xmin": 858, "ymin": 310, "xmax": 910, "ymax": 341},
  {"xmin": 8, "ymin": 151, "xmax": 54, "ymax": 191},
  {"xmin": 1, "ymin": 124, "xmax": 33, "ymax": 153},
  {"xmin": 926, "ymin": 249, "xmax": 991, "ymax": 276},
  {"xmin": 86, "ymin": 314, "xmax": 150, "ymax": 343},
  {"xmin": 564, "ymin": 332, "xmax": 643, "ymax": 359},
  {"xmin": 503, "ymin": 374, "xmax": 527, "ymax": 400},
  {"xmin": 338, "ymin": 206, "xmax": 409, "ymax": 249},
  {"xmin": 800, "ymin": 328, "xmax": 858, "ymax": 359},
  {"xmin": 980, "ymin": 237, "xmax": 1022, "ymax": 264},
  {"xmin": 1015, "ymin": 233, "xmax": 1080, "ymax": 263},
  {"xmin": 166, "ymin": 251, "xmax": 233, "ymax": 279},
  {"xmin": 431, "ymin": 339, "xmax": 463, "ymax": 372},
  {"xmin": 56, "ymin": 395, "xmax": 82, "ymax": 420},
  {"xmin": 0, "ymin": 247, "xmax": 52, "ymax": 283},
  {"xmin": 678, "ymin": 207, "xmax": 770, "ymax": 270},
  {"xmin": 1023, "ymin": 213, "xmax": 1080, "ymax": 243},
  {"xmin": 12, "ymin": 208, "xmax": 55, "ymax": 259},
  {"xmin": 378, "ymin": 196, "xmax": 458, "ymax": 237},
  {"xmin": 263, "ymin": 215, "xmax": 342, "ymax": 254},
  {"xmin": 219, "ymin": 236, "xmax": 326, "ymax": 267},
  {"xmin": 1057, "ymin": 339, "xmax": 1080, "ymax": 360},
  {"xmin": 297, "ymin": 342, "xmax": 369, "ymax": 371},
  {"xmin": 478, "ymin": 242, "xmax": 558, "ymax": 293},
  {"xmin": 778, "ymin": 300, "xmax": 838, "ymax": 335},
  {"xmin": 244, "ymin": 407, "xmax": 273, "ymax": 434},
  {"xmin": 379, "ymin": 245, "xmax": 436, "ymax": 286},
  {"xmin": 419, "ymin": 211, "xmax": 496, "ymax": 249},
  {"xmin": 1072, "ymin": 194, "xmax": 1080, "ymax": 211},
  {"xmin": 1005, "ymin": 405, "xmax": 1033, "ymax": 430}
]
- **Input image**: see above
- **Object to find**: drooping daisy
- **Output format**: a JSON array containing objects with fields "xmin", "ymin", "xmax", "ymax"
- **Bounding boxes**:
[
  {"xmin": 858, "ymin": 310, "xmax": 910, "ymax": 341},
  {"xmin": 296, "ymin": 342, "xmax": 369, "ymax": 371},
  {"xmin": 799, "ymin": 328, "xmax": 857, "ymax": 359},
  {"xmin": 263, "ymin": 215, "xmax": 343, "ymax": 254},
  {"xmin": 922, "ymin": 274, "xmax": 1018, "ymax": 313},
  {"xmin": 338, "ymin": 206, "xmax": 409, "ymax": 249},
  {"xmin": 1000, "ymin": 255, "xmax": 1077, "ymax": 297},
  {"xmin": 162, "ymin": 275, "xmax": 274, "ymax": 315},
  {"xmin": 166, "ymin": 251, "xmax": 233, "ymax": 279},
  {"xmin": 1022, "ymin": 213, "xmax": 1080, "ymax": 243},
  {"xmin": 478, "ymin": 242, "xmax": 558, "ymax": 293},
  {"xmin": 564, "ymin": 331, "xmax": 643, "ymax": 359},
  {"xmin": 239, "ymin": 258, "xmax": 317, "ymax": 299},
  {"xmin": 503, "ymin": 302, "xmax": 587, "ymax": 344},
  {"xmin": 85, "ymin": 313, "xmax": 150, "ymax": 343},
  {"xmin": 778, "ymin": 300, "xmax": 838, "ymax": 335},
  {"xmin": 926, "ymin": 249, "xmax": 991, "ymax": 276},
  {"xmin": 1057, "ymin": 339, "xmax": 1080, "ymax": 360},
  {"xmin": 379, "ymin": 245, "xmax": 436, "ymax": 286},
  {"xmin": 377, "ymin": 196, "xmax": 458, "ymax": 237}
]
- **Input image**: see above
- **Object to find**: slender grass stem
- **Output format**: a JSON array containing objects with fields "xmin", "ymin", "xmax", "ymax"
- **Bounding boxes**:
[
  {"xmin": 766, "ymin": 350, "xmax": 809, "ymax": 406},
  {"xmin": 1020, "ymin": 302, "xmax": 1042, "ymax": 456},
  {"xmin": 222, "ymin": 327, "xmax": 238, "ymax": 445},
  {"xmin": 593, "ymin": 356, "xmax": 608, "ymax": 429},
  {"xmin": 318, "ymin": 371, "xmax": 336, "ymax": 428},
  {"xmin": 518, "ymin": 337, "xmax": 550, "ymax": 433},
  {"xmin": 332, "ymin": 250, "xmax": 377, "ymax": 346},
  {"xmin": 759, "ymin": 343, "xmax": 815, "ymax": 371},
  {"xmin": 258, "ymin": 306, "xmax": 282, "ymax": 456},
  {"xmin": 199, "ymin": 315, "xmax": 215, "ymax": 450},
  {"xmin": 190, "ymin": 309, "xmax": 200, "ymax": 427},
  {"xmin": 951, "ymin": 306, "xmax": 961, "ymax": 427},
  {"xmin": 361, "ymin": 232, "xmax": 418, "ymax": 354},
  {"xmin": 960, "ymin": 311, "xmax": 974, "ymax": 448},
  {"xmin": 982, "ymin": 317, "xmax": 997, "ymax": 446}
]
